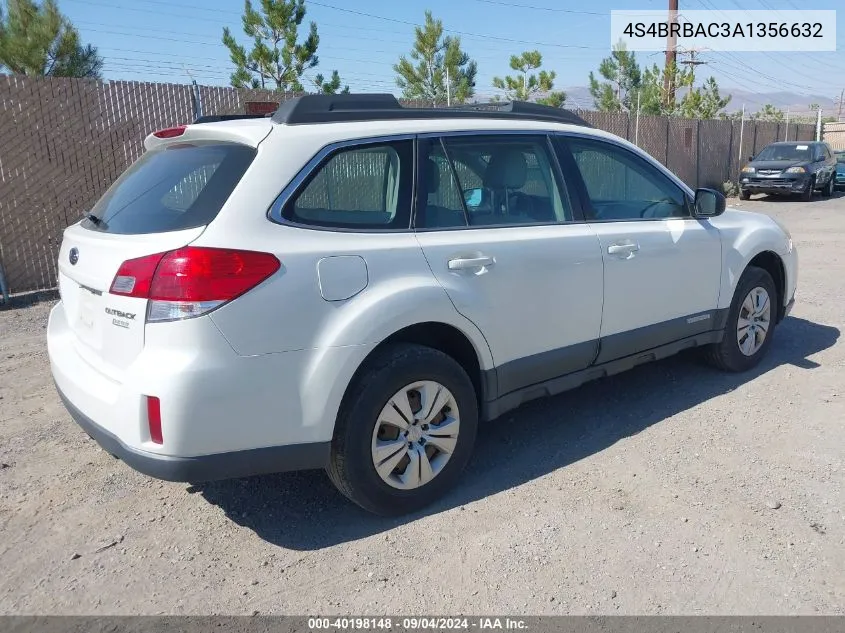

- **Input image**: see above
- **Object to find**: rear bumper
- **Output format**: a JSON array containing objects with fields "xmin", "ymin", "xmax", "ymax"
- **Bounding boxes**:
[
  {"xmin": 47, "ymin": 300, "xmax": 365, "ymax": 481},
  {"xmin": 56, "ymin": 383, "xmax": 329, "ymax": 482}
]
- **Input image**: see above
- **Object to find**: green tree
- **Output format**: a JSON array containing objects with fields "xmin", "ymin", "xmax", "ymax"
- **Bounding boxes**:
[
  {"xmin": 588, "ymin": 46, "xmax": 641, "ymax": 112},
  {"xmin": 0, "ymin": 0, "xmax": 102, "ymax": 78},
  {"xmin": 313, "ymin": 70, "xmax": 348, "ymax": 95},
  {"xmin": 394, "ymin": 11, "xmax": 477, "ymax": 105},
  {"xmin": 636, "ymin": 62, "xmax": 729, "ymax": 119},
  {"xmin": 222, "ymin": 0, "xmax": 343, "ymax": 92},
  {"xmin": 679, "ymin": 77, "xmax": 731, "ymax": 119},
  {"xmin": 638, "ymin": 61, "xmax": 694, "ymax": 116},
  {"xmin": 751, "ymin": 104, "xmax": 785, "ymax": 122},
  {"xmin": 492, "ymin": 50, "xmax": 566, "ymax": 106}
]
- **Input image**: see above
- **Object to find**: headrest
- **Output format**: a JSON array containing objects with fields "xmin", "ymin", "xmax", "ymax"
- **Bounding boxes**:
[
  {"xmin": 483, "ymin": 149, "xmax": 527, "ymax": 189},
  {"xmin": 426, "ymin": 158, "xmax": 441, "ymax": 194}
]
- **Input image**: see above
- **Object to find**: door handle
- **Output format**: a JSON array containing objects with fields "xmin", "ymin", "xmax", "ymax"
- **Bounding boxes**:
[
  {"xmin": 448, "ymin": 256, "xmax": 495, "ymax": 270},
  {"xmin": 607, "ymin": 242, "xmax": 640, "ymax": 255}
]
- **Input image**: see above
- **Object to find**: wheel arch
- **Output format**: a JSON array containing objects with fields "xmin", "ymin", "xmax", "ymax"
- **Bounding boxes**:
[
  {"xmin": 746, "ymin": 250, "xmax": 787, "ymax": 322},
  {"xmin": 339, "ymin": 321, "xmax": 492, "ymax": 422}
]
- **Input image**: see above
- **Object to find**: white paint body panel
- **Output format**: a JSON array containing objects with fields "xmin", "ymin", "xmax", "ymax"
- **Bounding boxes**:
[
  {"xmin": 590, "ymin": 218, "xmax": 723, "ymax": 337},
  {"xmin": 415, "ymin": 224, "xmax": 603, "ymax": 366},
  {"xmin": 47, "ymin": 115, "xmax": 797, "ymax": 464}
]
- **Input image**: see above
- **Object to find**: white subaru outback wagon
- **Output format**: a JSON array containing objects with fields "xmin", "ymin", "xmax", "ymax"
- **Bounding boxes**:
[{"xmin": 48, "ymin": 95, "xmax": 797, "ymax": 515}]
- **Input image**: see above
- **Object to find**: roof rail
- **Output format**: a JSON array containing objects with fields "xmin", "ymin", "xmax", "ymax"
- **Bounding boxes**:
[
  {"xmin": 193, "ymin": 113, "xmax": 273, "ymax": 124},
  {"xmin": 270, "ymin": 93, "xmax": 591, "ymax": 127}
]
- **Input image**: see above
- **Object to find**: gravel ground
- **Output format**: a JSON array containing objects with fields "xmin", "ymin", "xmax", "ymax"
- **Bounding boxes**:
[{"xmin": 1, "ymin": 192, "xmax": 844, "ymax": 615}]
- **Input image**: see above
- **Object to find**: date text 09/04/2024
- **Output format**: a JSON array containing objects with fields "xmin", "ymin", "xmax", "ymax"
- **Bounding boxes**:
[
  {"xmin": 622, "ymin": 21, "xmax": 823, "ymax": 39},
  {"xmin": 307, "ymin": 618, "xmax": 528, "ymax": 630}
]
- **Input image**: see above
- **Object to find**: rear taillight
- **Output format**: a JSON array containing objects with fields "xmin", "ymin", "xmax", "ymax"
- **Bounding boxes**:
[
  {"xmin": 109, "ymin": 247, "xmax": 279, "ymax": 322},
  {"xmin": 153, "ymin": 125, "xmax": 187, "ymax": 139},
  {"xmin": 147, "ymin": 396, "xmax": 163, "ymax": 444}
]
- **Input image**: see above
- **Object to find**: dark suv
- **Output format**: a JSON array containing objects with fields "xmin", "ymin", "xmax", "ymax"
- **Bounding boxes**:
[{"xmin": 739, "ymin": 141, "xmax": 837, "ymax": 201}]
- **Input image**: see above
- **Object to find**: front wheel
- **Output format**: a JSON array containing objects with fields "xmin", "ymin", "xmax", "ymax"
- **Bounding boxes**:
[
  {"xmin": 822, "ymin": 175, "xmax": 834, "ymax": 197},
  {"xmin": 327, "ymin": 344, "xmax": 478, "ymax": 515},
  {"xmin": 739, "ymin": 189, "xmax": 751, "ymax": 201},
  {"xmin": 802, "ymin": 177, "xmax": 815, "ymax": 202},
  {"xmin": 704, "ymin": 266, "xmax": 777, "ymax": 372}
]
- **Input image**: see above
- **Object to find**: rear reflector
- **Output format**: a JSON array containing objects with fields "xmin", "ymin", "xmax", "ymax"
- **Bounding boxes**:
[
  {"xmin": 147, "ymin": 396, "xmax": 163, "ymax": 444},
  {"xmin": 153, "ymin": 125, "xmax": 187, "ymax": 139},
  {"xmin": 109, "ymin": 247, "xmax": 280, "ymax": 321}
]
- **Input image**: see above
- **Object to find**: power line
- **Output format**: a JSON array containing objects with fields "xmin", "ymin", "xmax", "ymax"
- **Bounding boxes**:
[
  {"xmin": 68, "ymin": 0, "xmax": 606, "ymax": 50},
  {"xmin": 469, "ymin": 0, "xmax": 607, "ymax": 15},
  {"xmin": 304, "ymin": 0, "xmax": 606, "ymax": 50}
]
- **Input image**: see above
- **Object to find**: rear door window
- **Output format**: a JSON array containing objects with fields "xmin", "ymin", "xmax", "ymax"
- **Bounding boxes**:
[
  {"xmin": 83, "ymin": 142, "xmax": 256, "ymax": 235},
  {"xmin": 284, "ymin": 140, "xmax": 414, "ymax": 229}
]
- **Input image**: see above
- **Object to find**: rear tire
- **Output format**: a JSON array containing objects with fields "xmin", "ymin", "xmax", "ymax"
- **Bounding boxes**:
[
  {"xmin": 704, "ymin": 266, "xmax": 777, "ymax": 373},
  {"xmin": 327, "ymin": 343, "xmax": 478, "ymax": 516}
]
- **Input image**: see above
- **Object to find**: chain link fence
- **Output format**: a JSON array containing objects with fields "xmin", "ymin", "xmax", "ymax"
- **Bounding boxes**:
[{"xmin": 0, "ymin": 75, "xmax": 818, "ymax": 295}]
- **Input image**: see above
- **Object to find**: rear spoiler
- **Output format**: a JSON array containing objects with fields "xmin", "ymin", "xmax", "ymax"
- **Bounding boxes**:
[{"xmin": 193, "ymin": 113, "xmax": 274, "ymax": 124}]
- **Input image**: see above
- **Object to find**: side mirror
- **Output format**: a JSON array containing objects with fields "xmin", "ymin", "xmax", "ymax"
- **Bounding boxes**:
[
  {"xmin": 693, "ymin": 188, "xmax": 726, "ymax": 218},
  {"xmin": 748, "ymin": 155, "xmax": 754, "ymax": 163},
  {"xmin": 463, "ymin": 188, "xmax": 483, "ymax": 209}
]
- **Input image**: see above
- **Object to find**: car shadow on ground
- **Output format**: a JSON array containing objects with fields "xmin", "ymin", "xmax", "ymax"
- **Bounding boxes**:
[{"xmin": 193, "ymin": 316, "xmax": 839, "ymax": 551}]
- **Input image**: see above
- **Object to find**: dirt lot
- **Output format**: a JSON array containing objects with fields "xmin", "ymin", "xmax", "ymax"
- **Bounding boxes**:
[{"xmin": 1, "ymin": 193, "xmax": 844, "ymax": 615}]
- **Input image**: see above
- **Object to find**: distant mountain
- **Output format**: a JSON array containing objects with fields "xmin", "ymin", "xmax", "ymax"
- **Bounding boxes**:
[{"xmin": 561, "ymin": 86, "xmax": 837, "ymax": 115}]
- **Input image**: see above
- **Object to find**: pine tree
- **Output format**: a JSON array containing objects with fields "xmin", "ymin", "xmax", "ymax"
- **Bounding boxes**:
[
  {"xmin": 492, "ymin": 50, "xmax": 566, "ymax": 106},
  {"xmin": 0, "ymin": 0, "xmax": 102, "ymax": 78},
  {"xmin": 394, "ymin": 11, "xmax": 477, "ymax": 105},
  {"xmin": 588, "ymin": 46, "xmax": 641, "ymax": 112},
  {"xmin": 222, "ymin": 0, "xmax": 344, "ymax": 93}
]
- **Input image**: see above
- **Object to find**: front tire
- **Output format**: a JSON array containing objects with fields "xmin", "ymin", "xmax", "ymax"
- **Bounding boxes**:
[
  {"xmin": 739, "ymin": 189, "xmax": 751, "ymax": 201},
  {"xmin": 704, "ymin": 266, "xmax": 777, "ymax": 372},
  {"xmin": 802, "ymin": 177, "xmax": 815, "ymax": 202},
  {"xmin": 822, "ymin": 175, "xmax": 834, "ymax": 197},
  {"xmin": 327, "ymin": 343, "xmax": 478, "ymax": 515}
]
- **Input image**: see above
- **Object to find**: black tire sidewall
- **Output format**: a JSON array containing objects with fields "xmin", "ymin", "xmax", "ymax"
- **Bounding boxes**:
[
  {"xmin": 332, "ymin": 345, "xmax": 478, "ymax": 515},
  {"xmin": 720, "ymin": 267, "xmax": 777, "ymax": 371}
]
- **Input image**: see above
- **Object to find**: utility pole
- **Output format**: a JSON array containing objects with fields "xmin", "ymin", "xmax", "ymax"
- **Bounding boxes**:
[
  {"xmin": 784, "ymin": 107, "xmax": 789, "ymax": 141},
  {"xmin": 816, "ymin": 108, "xmax": 823, "ymax": 141},
  {"xmin": 663, "ymin": 0, "xmax": 679, "ymax": 110},
  {"xmin": 837, "ymin": 88, "xmax": 844, "ymax": 121},
  {"xmin": 738, "ymin": 104, "xmax": 746, "ymax": 168},
  {"xmin": 446, "ymin": 66, "xmax": 451, "ymax": 107}
]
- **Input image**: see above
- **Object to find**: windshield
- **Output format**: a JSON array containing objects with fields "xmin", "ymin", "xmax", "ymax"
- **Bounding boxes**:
[
  {"xmin": 82, "ymin": 142, "xmax": 256, "ymax": 235},
  {"xmin": 754, "ymin": 144, "xmax": 813, "ymax": 162}
]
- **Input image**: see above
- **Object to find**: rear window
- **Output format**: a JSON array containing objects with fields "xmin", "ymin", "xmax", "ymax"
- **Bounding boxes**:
[{"xmin": 83, "ymin": 142, "xmax": 256, "ymax": 234}]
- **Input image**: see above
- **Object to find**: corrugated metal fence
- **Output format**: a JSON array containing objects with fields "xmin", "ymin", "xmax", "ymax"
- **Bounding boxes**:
[{"xmin": 0, "ymin": 74, "xmax": 817, "ymax": 294}]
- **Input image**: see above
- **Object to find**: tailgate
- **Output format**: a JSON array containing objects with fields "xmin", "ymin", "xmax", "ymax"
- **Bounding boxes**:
[{"xmin": 57, "ymin": 225, "xmax": 204, "ymax": 380}]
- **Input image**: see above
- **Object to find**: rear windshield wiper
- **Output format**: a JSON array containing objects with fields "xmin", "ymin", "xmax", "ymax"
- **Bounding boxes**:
[{"xmin": 85, "ymin": 213, "xmax": 106, "ymax": 228}]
